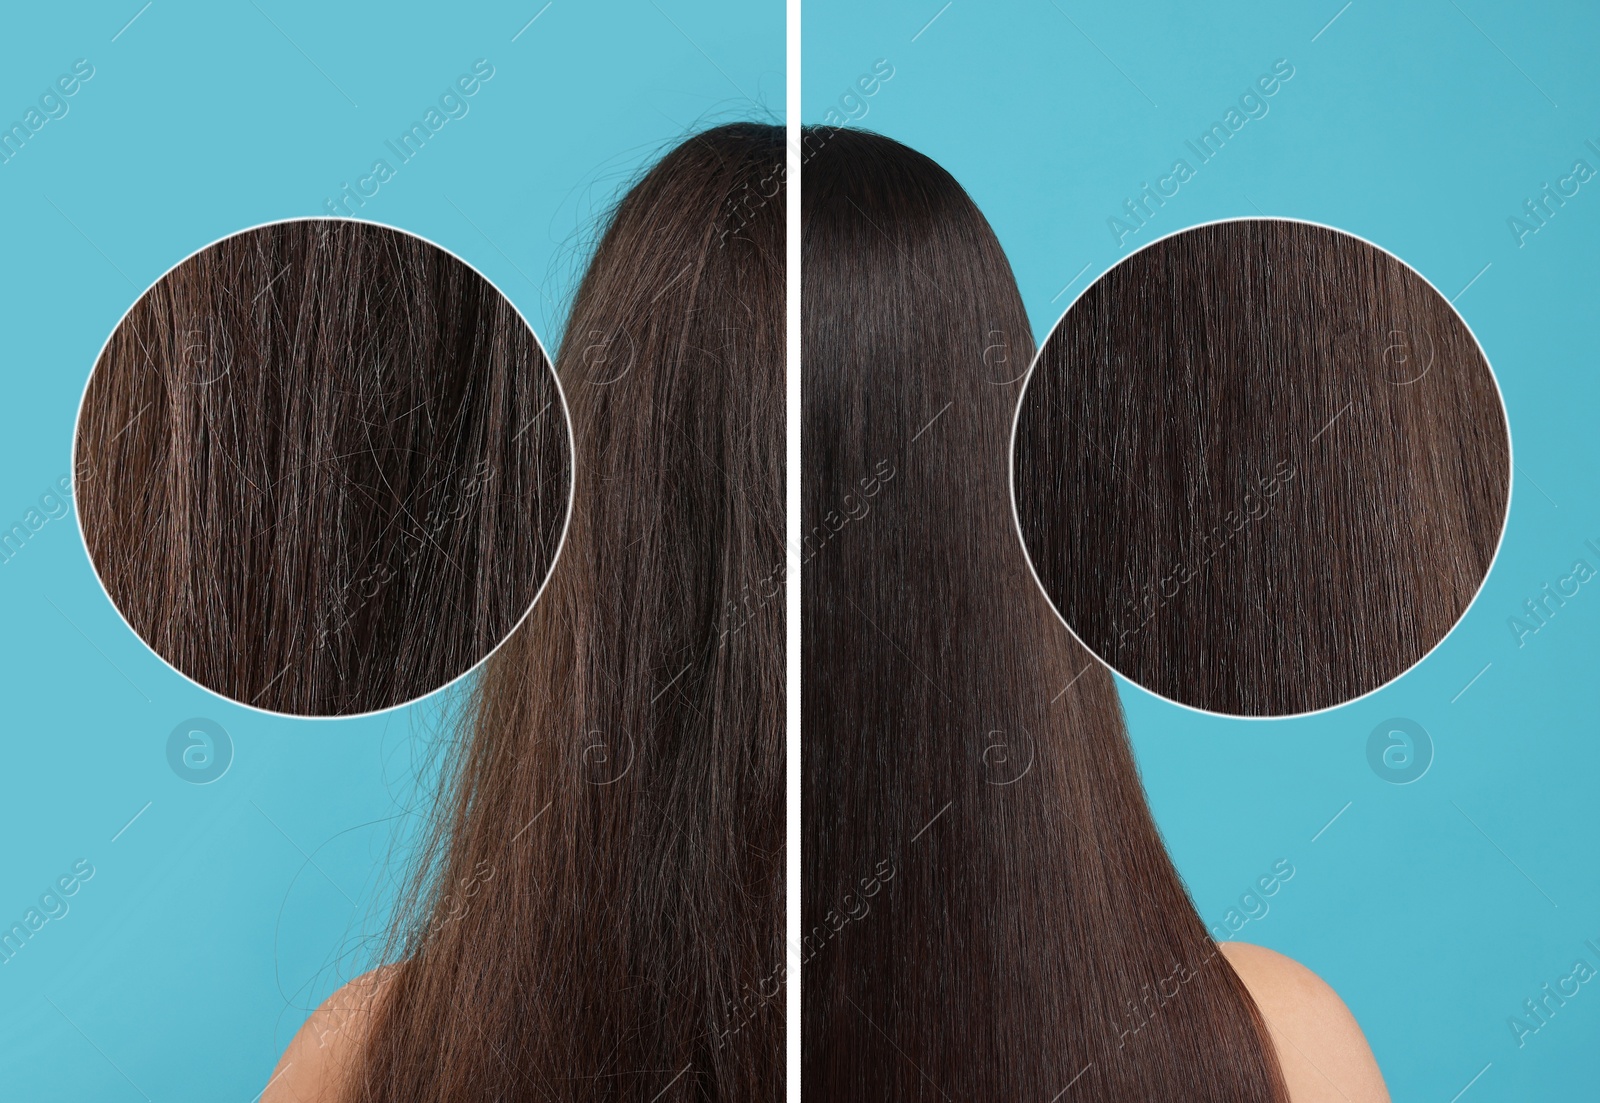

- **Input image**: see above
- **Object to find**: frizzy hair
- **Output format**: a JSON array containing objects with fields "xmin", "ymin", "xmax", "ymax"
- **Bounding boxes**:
[
  {"xmin": 1013, "ymin": 218, "xmax": 1509, "ymax": 716},
  {"xmin": 347, "ymin": 123, "xmax": 785, "ymax": 1101},
  {"xmin": 74, "ymin": 219, "xmax": 571, "ymax": 716},
  {"xmin": 802, "ymin": 128, "xmax": 1288, "ymax": 1101}
]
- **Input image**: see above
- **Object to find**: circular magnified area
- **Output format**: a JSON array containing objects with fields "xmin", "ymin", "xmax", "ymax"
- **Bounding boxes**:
[
  {"xmin": 1013, "ymin": 218, "xmax": 1509, "ymax": 717},
  {"xmin": 74, "ymin": 219, "xmax": 572, "ymax": 717}
]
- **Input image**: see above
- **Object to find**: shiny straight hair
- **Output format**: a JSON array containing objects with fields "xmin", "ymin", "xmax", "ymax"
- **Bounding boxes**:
[
  {"xmin": 802, "ymin": 128, "xmax": 1288, "ymax": 1101},
  {"xmin": 1014, "ymin": 219, "xmax": 1510, "ymax": 716},
  {"xmin": 350, "ymin": 123, "xmax": 785, "ymax": 1101},
  {"xmin": 74, "ymin": 219, "xmax": 570, "ymax": 716}
]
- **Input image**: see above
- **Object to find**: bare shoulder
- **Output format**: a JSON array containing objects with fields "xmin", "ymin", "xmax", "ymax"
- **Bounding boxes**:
[
  {"xmin": 1220, "ymin": 942, "xmax": 1390, "ymax": 1103},
  {"xmin": 261, "ymin": 965, "xmax": 400, "ymax": 1103}
]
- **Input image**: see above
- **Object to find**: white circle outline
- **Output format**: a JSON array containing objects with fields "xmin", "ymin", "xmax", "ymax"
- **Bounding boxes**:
[
  {"xmin": 1007, "ymin": 215, "xmax": 1515, "ymax": 722},
  {"xmin": 70, "ymin": 215, "xmax": 577, "ymax": 722}
]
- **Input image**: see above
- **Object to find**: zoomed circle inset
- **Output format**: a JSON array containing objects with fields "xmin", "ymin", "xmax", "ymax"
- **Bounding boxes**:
[
  {"xmin": 1012, "ymin": 219, "xmax": 1509, "ymax": 717},
  {"xmin": 76, "ymin": 219, "xmax": 572, "ymax": 717}
]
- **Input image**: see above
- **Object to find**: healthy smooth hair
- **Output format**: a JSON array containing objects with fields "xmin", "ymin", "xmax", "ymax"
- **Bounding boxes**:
[
  {"xmin": 803, "ymin": 129, "xmax": 1288, "ymax": 1101},
  {"xmin": 1014, "ymin": 218, "xmax": 1510, "ymax": 716},
  {"xmin": 348, "ymin": 123, "xmax": 785, "ymax": 1100},
  {"xmin": 74, "ymin": 219, "xmax": 570, "ymax": 716}
]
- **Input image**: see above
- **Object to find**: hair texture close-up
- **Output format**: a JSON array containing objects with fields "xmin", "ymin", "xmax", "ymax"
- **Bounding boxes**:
[
  {"xmin": 802, "ymin": 128, "xmax": 1287, "ymax": 1101},
  {"xmin": 74, "ymin": 219, "xmax": 571, "ymax": 716},
  {"xmin": 1013, "ymin": 219, "xmax": 1510, "ymax": 717},
  {"xmin": 339, "ymin": 123, "xmax": 785, "ymax": 1101}
]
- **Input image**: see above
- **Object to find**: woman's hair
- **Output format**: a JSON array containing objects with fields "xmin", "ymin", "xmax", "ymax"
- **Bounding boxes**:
[
  {"xmin": 1014, "ymin": 219, "xmax": 1510, "ymax": 716},
  {"xmin": 802, "ymin": 128, "xmax": 1287, "ymax": 1100},
  {"xmin": 74, "ymin": 219, "xmax": 570, "ymax": 716},
  {"xmin": 350, "ymin": 123, "xmax": 785, "ymax": 1100}
]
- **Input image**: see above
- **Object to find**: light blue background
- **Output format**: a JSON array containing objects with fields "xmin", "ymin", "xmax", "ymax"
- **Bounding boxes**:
[
  {"xmin": 0, "ymin": 2, "xmax": 780, "ymax": 1099},
  {"xmin": 804, "ymin": 1, "xmax": 1598, "ymax": 1099}
]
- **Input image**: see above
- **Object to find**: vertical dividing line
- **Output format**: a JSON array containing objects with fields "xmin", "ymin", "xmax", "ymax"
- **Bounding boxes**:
[{"xmin": 783, "ymin": 0, "xmax": 802, "ymax": 1097}]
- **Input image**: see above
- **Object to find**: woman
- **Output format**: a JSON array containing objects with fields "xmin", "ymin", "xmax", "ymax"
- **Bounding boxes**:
[
  {"xmin": 265, "ymin": 122, "xmax": 785, "ymax": 1102},
  {"xmin": 800, "ymin": 127, "xmax": 1388, "ymax": 1102}
]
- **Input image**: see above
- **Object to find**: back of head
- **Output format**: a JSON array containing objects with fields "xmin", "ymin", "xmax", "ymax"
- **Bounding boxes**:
[
  {"xmin": 353, "ymin": 122, "xmax": 785, "ymax": 1101},
  {"xmin": 801, "ymin": 127, "xmax": 1287, "ymax": 1101}
]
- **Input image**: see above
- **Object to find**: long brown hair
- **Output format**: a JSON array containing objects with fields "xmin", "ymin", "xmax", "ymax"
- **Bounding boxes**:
[
  {"xmin": 74, "ymin": 219, "xmax": 571, "ymax": 716},
  {"xmin": 1014, "ymin": 218, "xmax": 1509, "ymax": 716},
  {"xmin": 351, "ymin": 123, "xmax": 785, "ymax": 1100},
  {"xmin": 802, "ymin": 128, "xmax": 1288, "ymax": 1101}
]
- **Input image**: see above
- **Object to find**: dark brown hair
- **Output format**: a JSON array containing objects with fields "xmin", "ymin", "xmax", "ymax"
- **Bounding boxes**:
[
  {"xmin": 1014, "ymin": 219, "xmax": 1510, "ymax": 716},
  {"xmin": 74, "ymin": 219, "xmax": 571, "ymax": 716},
  {"xmin": 802, "ymin": 129, "xmax": 1287, "ymax": 1101},
  {"xmin": 348, "ymin": 123, "xmax": 785, "ymax": 1100}
]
